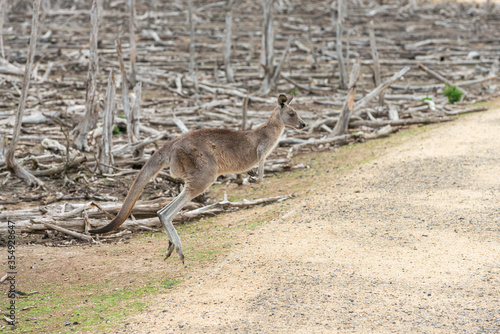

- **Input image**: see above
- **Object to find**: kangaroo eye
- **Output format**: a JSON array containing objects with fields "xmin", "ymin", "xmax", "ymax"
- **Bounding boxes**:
[{"xmin": 289, "ymin": 113, "xmax": 296, "ymax": 117}]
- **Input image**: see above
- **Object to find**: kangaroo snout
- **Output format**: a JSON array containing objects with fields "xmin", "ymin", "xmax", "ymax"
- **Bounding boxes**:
[{"xmin": 299, "ymin": 121, "xmax": 307, "ymax": 129}]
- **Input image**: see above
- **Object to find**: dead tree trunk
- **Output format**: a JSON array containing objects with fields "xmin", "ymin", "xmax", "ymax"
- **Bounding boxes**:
[
  {"xmin": 271, "ymin": 35, "xmax": 292, "ymax": 91},
  {"xmin": 130, "ymin": 81, "xmax": 142, "ymax": 158},
  {"xmin": 369, "ymin": 21, "xmax": 384, "ymax": 106},
  {"xmin": 224, "ymin": 0, "xmax": 235, "ymax": 83},
  {"xmin": 100, "ymin": 70, "xmax": 116, "ymax": 174},
  {"xmin": 0, "ymin": 0, "xmax": 6, "ymax": 59},
  {"xmin": 72, "ymin": 0, "xmax": 100, "ymax": 152},
  {"xmin": 260, "ymin": 0, "xmax": 274, "ymax": 94},
  {"xmin": 128, "ymin": 0, "xmax": 137, "ymax": 87},
  {"xmin": 332, "ymin": 58, "xmax": 361, "ymax": 136},
  {"xmin": 307, "ymin": 20, "xmax": 319, "ymax": 69},
  {"xmin": 5, "ymin": 0, "xmax": 44, "ymax": 187},
  {"xmin": 336, "ymin": 0, "xmax": 348, "ymax": 89},
  {"xmin": 116, "ymin": 38, "xmax": 132, "ymax": 143},
  {"xmin": 188, "ymin": 0, "xmax": 195, "ymax": 80}
]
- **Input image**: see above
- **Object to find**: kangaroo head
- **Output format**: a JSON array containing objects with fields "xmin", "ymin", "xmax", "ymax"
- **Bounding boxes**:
[{"xmin": 278, "ymin": 94, "xmax": 307, "ymax": 129}]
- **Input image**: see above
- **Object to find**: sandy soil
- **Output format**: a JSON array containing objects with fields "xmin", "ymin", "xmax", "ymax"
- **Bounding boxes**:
[{"xmin": 120, "ymin": 102, "xmax": 500, "ymax": 333}]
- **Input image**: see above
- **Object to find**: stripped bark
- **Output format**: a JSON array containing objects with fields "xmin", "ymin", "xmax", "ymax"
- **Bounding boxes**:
[
  {"xmin": 332, "ymin": 58, "xmax": 361, "ymax": 136},
  {"xmin": 130, "ymin": 81, "xmax": 142, "ymax": 157},
  {"xmin": 369, "ymin": 20, "xmax": 384, "ymax": 106},
  {"xmin": 0, "ymin": 0, "xmax": 6, "ymax": 59},
  {"xmin": 354, "ymin": 66, "xmax": 411, "ymax": 112},
  {"xmin": 224, "ymin": 0, "xmax": 235, "ymax": 83},
  {"xmin": 336, "ymin": 0, "xmax": 348, "ymax": 89},
  {"xmin": 5, "ymin": 0, "xmax": 44, "ymax": 187},
  {"xmin": 271, "ymin": 35, "xmax": 292, "ymax": 91},
  {"xmin": 116, "ymin": 38, "xmax": 131, "ymax": 142},
  {"xmin": 100, "ymin": 70, "xmax": 116, "ymax": 174},
  {"xmin": 72, "ymin": 0, "xmax": 99, "ymax": 152},
  {"xmin": 128, "ymin": 0, "xmax": 137, "ymax": 86},
  {"xmin": 242, "ymin": 95, "xmax": 249, "ymax": 130},
  {"xmin": 307, "ymin": 20, "xmax": 318, "ymax": 69},
  {"xmin": 188, "ymin": 0, "xmax": 195, "ymax": 80},
  {"xmin": 260, "ymin": 0, "xmax": 274, "ymax": 94}
]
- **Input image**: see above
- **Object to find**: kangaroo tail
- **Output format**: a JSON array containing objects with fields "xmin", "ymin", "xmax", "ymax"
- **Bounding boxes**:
[{"xmin": 89, "ymin": 147, "xmax": 169, "ymax": 234}]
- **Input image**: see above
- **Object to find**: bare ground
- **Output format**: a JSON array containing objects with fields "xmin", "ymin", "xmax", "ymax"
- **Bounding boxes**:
[{"xmin": 120, "ymin": 101, "xmax": 500, "ymax": 333}]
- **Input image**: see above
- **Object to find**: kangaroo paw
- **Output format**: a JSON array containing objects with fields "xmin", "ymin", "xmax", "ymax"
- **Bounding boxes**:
[
  {"xmin": 162, "ymin": 221, "xmax": 185, "ymax": 263},
  {"xmin": 164, "ymin": 240, "xmax": 184, "ymax": 263}
]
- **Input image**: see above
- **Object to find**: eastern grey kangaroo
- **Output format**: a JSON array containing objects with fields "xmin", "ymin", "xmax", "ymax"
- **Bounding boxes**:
[{"xmin": 89, "ymin": 94, "xmax": 306, "ymax": 262}]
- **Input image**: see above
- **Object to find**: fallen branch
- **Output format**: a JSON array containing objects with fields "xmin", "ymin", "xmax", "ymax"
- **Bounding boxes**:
[
  {"xmin": 444, "ymin": 106, "xmax": 488, "ymax": 116},
  {"xmin": 350, "ymin": 116, "xmax": 453, "ymax": 128},
  {"xmin": 418, "ymin": 63, "xmax": 470, "ymax": 101},
  {"xmin": 40, "ymin": 220, "xmax": 95, "ymax": 242},
  {"xmin": 354, "ymin": 66, "xmax": 411, "ymax": 112}
]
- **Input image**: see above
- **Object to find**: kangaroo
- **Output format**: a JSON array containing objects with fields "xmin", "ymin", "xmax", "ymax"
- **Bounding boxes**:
[{"xmin": 89, "ymin": 94, "xmax": 306, "ymax": 262}]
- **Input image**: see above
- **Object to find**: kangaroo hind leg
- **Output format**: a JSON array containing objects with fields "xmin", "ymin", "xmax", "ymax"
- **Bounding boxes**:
[{"xmin": 157, "ymin": 188, "xmax": 192, "ymax": 263}]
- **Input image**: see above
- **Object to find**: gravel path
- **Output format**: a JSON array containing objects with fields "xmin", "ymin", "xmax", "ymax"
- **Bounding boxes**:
[{"xmin": 123, "ymin": 103, "xmax": 500, "ymax": 333}]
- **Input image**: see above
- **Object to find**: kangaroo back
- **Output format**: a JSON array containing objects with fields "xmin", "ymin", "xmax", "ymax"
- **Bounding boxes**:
[{"xmin": 89, "ymin": 146, "xmax": 169, "ymax": 234}]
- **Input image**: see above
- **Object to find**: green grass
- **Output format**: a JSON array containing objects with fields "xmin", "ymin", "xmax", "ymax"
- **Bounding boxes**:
[
  {"xmin": 12, "ymin": 279, "xmax": 180, "ymax": 333},
  {"xmin": 443, "ymin": 84, "xmax": 463, "ymax": 104}
]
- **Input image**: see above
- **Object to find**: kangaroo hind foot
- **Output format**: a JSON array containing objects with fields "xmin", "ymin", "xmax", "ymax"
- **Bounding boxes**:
[{"xmin": 157, "ymin": 188, "xmax": 191, "ymax": 263}]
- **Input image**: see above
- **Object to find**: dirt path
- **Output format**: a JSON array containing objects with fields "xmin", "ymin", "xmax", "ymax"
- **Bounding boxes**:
[{"xmin": 122, "ymin": 102, "xmax": 500, "ymax": 333}]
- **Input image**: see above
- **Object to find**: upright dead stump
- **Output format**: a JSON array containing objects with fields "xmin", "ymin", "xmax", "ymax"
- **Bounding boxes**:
[
  {"xmin": 5, "ymin": 0, "xmax": 44, "ymax": 187},
  {"xmin": 260, "ymin": 0, "xmax": 274, "ymax": 94},
  {"xmin": 369, "ymin": 21, "xmax": 384, "ymax": 106},
  {"xmin": 72, "ymin": 0, "xmax": 100, "ymax": 151},
  {"xmin": 100, "ymin": 70, "xmax": 116, "ymax": 174},
  {"xmin": 224, "ymin": 0, "xmax": 235, "ymax": 83},
  {"xmin": 0, "ymin": 0, "xmax": 6, "ymax": 58},
  {"xmin": 188, "ymin": 0, "xmax": 195, "ymax": 80},
  {"xmin": 130, "ymin": 81, "xmax": 142, "ymax": 158},
  {"xmin": 335, "ymin": 0, "xmax": 348, "ymax": 89},
  {"xmin": 128, "ymin": 0, "xmax": 137, "ymax": 86},
  {"xmin": 332, "ymin": 58, "xmax": 361, "ymax": 136}
]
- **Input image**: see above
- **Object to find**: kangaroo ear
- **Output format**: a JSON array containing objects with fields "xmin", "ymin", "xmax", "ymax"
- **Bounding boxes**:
[
  {"xmin": 278, "ymin": 94, "xmax": 287, "ymax": 108},
  {"xmin": 287, "ymin": 93, "xmax": 294, "ymax": 104}
]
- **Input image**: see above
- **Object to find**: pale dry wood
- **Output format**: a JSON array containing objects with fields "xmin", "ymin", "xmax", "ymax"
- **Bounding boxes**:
[
  {"xmin": 260, "ymin": 0, "xmax": 274, "ymax": 94},
  {"xmin": 332, "ymin": 58, "xmax": 361, "ymax": 136},
  {"xmin": 5, "ymin": 0, "xmax": 44, "ymax": 188},
  {"xmin": 336, "ymin": 0, "xmax": 348, "ymax": 89},
  {"xmin": 271, "ymin": 36, "xmax": 292, "ymax": 91},
  {"xmin": 350, "ymin": 116, "xmax": 453, "ymax": 128},
  {"xmin": 188, "ymin": 0, "xmax": 195, "ymax": 80},
  {"xmin": 354, "ymin": 66, "xmax": 411, "ymax": 112},
  {"xmin": 369, "ymin": 20, "xmax": 384, "ymax": 106},
  {"xmin": 116, "ymin": 38, "xmax": 132, "ymax": 142},
  {"xmin": 0, "ymin": 0, "xmax": 5, "ymax": 58},
  {"xmin": 128, "ymin": 0, "xmax": 137, "ymax": 86},
  {"xmin": 444, "ymin": 106, "xmax": 488, "ymax": 116},
  {"xmin": 112, "ymin": 131, "xmax": 169, "ymax": 157},
  {"xmin": 40, "ymin": 220, "xmax": 94, "ymax": 242},
  {"xmin": 224, "ymin": 0, "xmax": 235, "ymax": 83},
  {"xmin": 100, "ymin": 70, "xmax": 116, "ymax": 174},
  {"xmin": 130, "ymin": 81, "xmax": 142, "ymax": 157},
  {"xmin": 390, "ymin": 74, "xmax": 498, "ymax": 91},
  {"xmin": 72, "ymin": 0, "xmax": 99, "ymax": 152}
]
